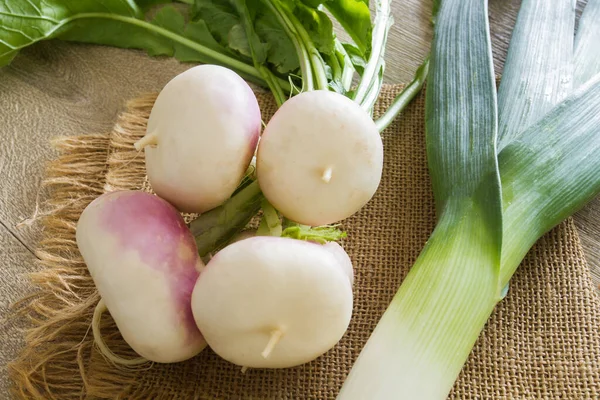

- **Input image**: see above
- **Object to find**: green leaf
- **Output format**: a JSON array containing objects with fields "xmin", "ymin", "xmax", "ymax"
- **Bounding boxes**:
[
  {"xmin": 324, "ymin": 0, "xmax": 372, "ymax": 55},
  {"xmin": 175, "ymin": 19, "xmax": 227, "ymax": 60},
  {"xmin": 290, "ymin": 1, "xmax": 335, "ymax": 55},
  {"xmin": 0, "ymin": 0, "xmax": 266, "ymax": 84},
  {"xmin": 193, "ymin": 0, "xmax": 298, "ymax": 74},
  {"xmin": 255, "ymin": 9, "xmax": 299, "ymax": 73},
  {"xmin": 192, "ymin": 0, "xmax": 240, "ymax": 44},
  {"xmin": 499, "ymin": 73, "xmax": 600, "ymax": 284},
  {"xmin": 0, "ymin": 0, "xmax": 138, "ymax": 65},
  {"xmin": 137, "ymin": 0, "xmax": 177, "ymax": 9},
  {"xmin": 227, "ymin": 24, "xmax": 253, "ymax": 57},
  {"xmin": 497, "ymin": 0, "xmax": 575, "ymax": 151},
  {"xmin": 231, "ymin": 0, "xmax": 269, "ymax": 63},
  {"xmin": 301, "ymin": 0, "xmax": 372, "ymax": 55},
  {"xmin": 281, "ymin": 224, "xmax": 346, "ymax": 243},
  {"xmin": 342, "ymin": 43, "xmax": 366, "ymax": 75},
  {"xmin": 574, "ymin": 0, "xmax": 600, "ymax": 87}
]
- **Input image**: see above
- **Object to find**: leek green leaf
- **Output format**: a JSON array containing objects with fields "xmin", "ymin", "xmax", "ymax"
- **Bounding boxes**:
[
  {"xmin": 574, "ymin": 0, "xmax": 600, "ymax": 87},
  {"xmin": 497, "ymin": 0, "xmax": 575, "ymax": 150},
  {"xmin": 500, "ymin": 73, "xmax": 600, "ymax": 284},
  {"xmin": 426, "ymin": 3, "xmax": 501, "ymax": 235}
]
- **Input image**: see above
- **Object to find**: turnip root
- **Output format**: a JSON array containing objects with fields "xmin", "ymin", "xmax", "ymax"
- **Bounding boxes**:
[
  {"xmin": 76, "ymin": 190, "xmax": 207, "ymax": 364},
  {"xmin": 135, "ymin": 65, "xmax": 261, "ymax": 213},
  {"xmin": 323, "ymin": 241, "xmax": 354, "ymax": 285},
  {"xmin": 191, "ymin": 237, "xmax": 353, "ymax": 369},
  {"xmin": 256, "ymin": 90, "xmax": 383, "ymax": 226}
]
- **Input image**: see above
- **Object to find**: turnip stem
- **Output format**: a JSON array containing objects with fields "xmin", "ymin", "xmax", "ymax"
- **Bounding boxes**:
[
  {"xmin": 374, "ymin": 57, "xmax": 429, "ymax": 132},
  {"xmin": 259, "ymin": 66, "xmax": 287, "ymax": 107},
  {"xmin": 275, "ymin": 0, "xmax": 329, "ymax": 90},
  {"xmin": 133, "ymin": 132, "xmax": 158, "ymax": 151},
  {"xmin": 261, "ymin": 329, "xmax": 283, "ymax": 359},
  {"xmin": 235, "ymin": 0, "xmax": 288, "ymax": 107},
  {"xmin": 263, "ymin": 0, "xmax": 315, "ymax": 92},
  {"xmin": 92, "ymin": 299, "xmax": 148, "ymax": 366},
  {"xmin": 334, "ymin": 39, "xmax": 355, "ymax": 91},
  {"xmin": 257, "ymin": 199, "xmax": 283, "ymax": 236},
  {"xmin": 190, "ymin": 180, "xmax": 264, "ymax": 257},
  {"xmin": 353, "ymin": 0, "xmax": 392, "ymax": 105}
]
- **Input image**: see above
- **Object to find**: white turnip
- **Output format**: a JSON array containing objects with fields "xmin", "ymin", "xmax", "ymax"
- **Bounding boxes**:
[
  {"xmin": 256, "ymin": 90, "xmax": 383, "ymax": 226},
  {"xmin": 76, "ymin": 190, "xmax": 207, "ymax": 364},
  {"xmin": 191, "ymin": 236, "xmax": 353, "ymax": 369},
  {"xmin": 135, "ymin": 65, "xmax": 261, "ymax": 213}
]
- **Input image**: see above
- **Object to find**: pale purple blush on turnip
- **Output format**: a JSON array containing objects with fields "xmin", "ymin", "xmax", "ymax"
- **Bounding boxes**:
[{"xmin": 77, "ymin": 190, "xmax": 206, "ymax": 363}]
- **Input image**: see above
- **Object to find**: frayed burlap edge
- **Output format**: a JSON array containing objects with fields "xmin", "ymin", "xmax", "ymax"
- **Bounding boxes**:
[
  {"xmin": 7, "ymin": 94, "xmax": 159, "ymax": 400},
  {"xmin": 7, "ymin": 133, "xmax": 108, "ymax": 399}
]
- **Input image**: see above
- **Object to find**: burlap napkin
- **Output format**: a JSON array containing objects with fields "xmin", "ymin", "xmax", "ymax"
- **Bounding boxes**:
[{"xmin": 8, "ymin": 85, "xmax": 600, "ymax": 399}]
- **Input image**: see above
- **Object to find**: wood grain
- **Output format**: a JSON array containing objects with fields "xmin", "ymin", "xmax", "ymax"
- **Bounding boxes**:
[
  {"xmin": 0, "ymin": 225, "xmax": 37, "ymax": 396},
  {"xmin": 0, "ymin": 0, "xmax": 598, "ymax": 395},
  {"xmin": 574, "ymin": 198, "xmax": 600, "ymax": 291},
  {"xmin": 0, "ymin": 41, "xmax": 191, "ymax": 250}
]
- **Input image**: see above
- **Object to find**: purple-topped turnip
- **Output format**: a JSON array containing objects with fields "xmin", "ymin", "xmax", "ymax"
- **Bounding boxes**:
[{"xmin": 76, "ymin": 190, "xmax": 206, "ymax": 364}]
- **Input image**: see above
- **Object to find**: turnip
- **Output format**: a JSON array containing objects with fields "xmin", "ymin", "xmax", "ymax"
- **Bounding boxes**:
[
  {"xmin": 256, "ymin": 90, "xmax": 383, "ymax": 226},
  {"xmin": 135, "ymin": 65, "xmax": 262, "ymax": 213},
  {"xmin": 76, "ymin": 190, "xmax": 207, "ymax": 364},
  {"xmin": 191, "ymin": 236, "xmax": 353, "ymax": 369}
]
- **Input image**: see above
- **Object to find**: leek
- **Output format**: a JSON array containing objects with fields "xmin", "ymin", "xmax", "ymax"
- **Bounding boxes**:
[
  {"xmin": 574, "ymin": 0, "xmax": 600, "ymax": 86},
  {"xmin": 338, "ymin": 0, "xmax": 600, "ymax": 398},
  {"xmin": 338, "ymin": 0, "xmax": 502, "ymax": 397}
]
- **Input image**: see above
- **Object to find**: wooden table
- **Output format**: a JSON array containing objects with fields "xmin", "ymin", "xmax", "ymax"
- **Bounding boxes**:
[{"xmin": 1, "ymin": 0, "xmax": 598, "ymax": 396}]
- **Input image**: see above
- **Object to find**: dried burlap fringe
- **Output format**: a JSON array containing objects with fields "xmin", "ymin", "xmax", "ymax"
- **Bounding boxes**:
[{"xmin": 8, "ymin": 85, "xmax": 600, "ymax": 399}]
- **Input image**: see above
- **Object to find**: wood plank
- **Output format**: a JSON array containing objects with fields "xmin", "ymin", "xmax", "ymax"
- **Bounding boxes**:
[
  {"xmin": 0, "ymin": 225, "xmax": 38, "ymax": 396},
  {"xmin": 574, "ymin": 197, "xmax": 600, "ymax": 291},
  {"xmin": 0, "ymin": 41, "xmax": 191, "ymax": 251}
]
